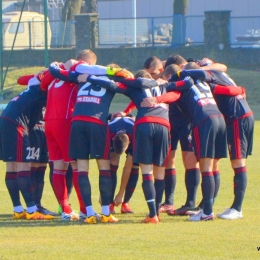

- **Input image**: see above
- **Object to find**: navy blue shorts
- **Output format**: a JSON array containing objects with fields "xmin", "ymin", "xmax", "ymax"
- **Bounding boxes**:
[
  {"xmin": 227, "ymin": 115, "xmax": 254, "ymax": 159},
  {"xmin": 133, "ymin": 123, "xmax": 170, "ymax": 167},
  {"xmin": 192, "ymin": 116, "xmax": 227, "ymax": 160},
  {"xmin": 69, "ymin": 120, "xmax": 110, "ymax": 160},
  {"xmin": 0, "ymin": 117, "xmax": 30, "ymax": 162}
]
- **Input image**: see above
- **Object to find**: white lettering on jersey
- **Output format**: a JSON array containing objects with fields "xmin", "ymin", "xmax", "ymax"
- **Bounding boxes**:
[{"xmin": 77, "ymin": 96, "xmax": 101, "ymax": 104}]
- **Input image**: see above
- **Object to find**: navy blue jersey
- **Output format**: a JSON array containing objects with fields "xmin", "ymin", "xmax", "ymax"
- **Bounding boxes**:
[
  {"xmin": 1, "ymin": 78, "xmax": 47, "ymax": 130},
  {"xmin": 108, "ymin": 116, "xmax": 134, "ymax": 140},
  {"xmin": 162, "ymin": 78, "xmax": 222, "ymax": 126},
  {"xmin": 179, "ymin": 70, "xmax": 253, "ymax": 123},
  {"xmin": 86, "ymin": 76, "xmax": 187, "ymax": 127}
]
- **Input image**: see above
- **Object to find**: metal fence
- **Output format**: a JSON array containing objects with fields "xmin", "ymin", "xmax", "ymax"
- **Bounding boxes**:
[{"xmin": 2, "ymin": 15, "xmax": 260, "ymax": 49}]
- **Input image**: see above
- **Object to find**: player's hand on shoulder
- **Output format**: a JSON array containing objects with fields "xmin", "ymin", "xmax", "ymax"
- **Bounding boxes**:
[
  {"xmin": 141, "ymin": 97, "xmax": 158, "ymax": 107},
  {"xmin": 77, "ymin": 73, "xmax": 89, "ymax": 82},
  {"xmin": 111, "ymin": 111, "xmax": 126, "ymax": 119},
  {"xmin": 199, "ymin": 57, "xmax": 214, "ymax": 67}
]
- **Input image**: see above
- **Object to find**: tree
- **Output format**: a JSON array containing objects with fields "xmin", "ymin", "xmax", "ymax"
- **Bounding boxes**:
[
  {"xmin": 84, "ymin": 0, "xmax": 97, "ymax": 13},
  {"xmin": 172, "ymin": 0, "xmax": 189, "ymax": 45},
  {"xmin": 61, "ymin": 0, "xmax": 82, "ymax": 21}
]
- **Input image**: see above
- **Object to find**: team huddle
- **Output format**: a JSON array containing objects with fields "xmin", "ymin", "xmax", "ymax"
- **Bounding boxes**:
[{"xmin": 0, "ymin": 50, "xmax": 254, "ymax": 224}]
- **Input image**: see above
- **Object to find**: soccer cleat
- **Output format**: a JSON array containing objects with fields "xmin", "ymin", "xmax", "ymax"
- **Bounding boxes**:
[
  {"xmin": 141, "ymin": 215, "xmax": 159, "ymax": 224},
  {"xmin": 37, "ymin": 206, "xmax": 59, "ymax": 216},
  {"xmin": 61, "ymin": 211, "xmax": 79, "ymax": 221},
  {"xmin": 217, "ymin": 208, "xmax": 243, "ymax": 220},
  {"xmin": 187, "ymin": 210, "xmax": 214, "ymax": 221},
  {"xmin": 167, "ymin": 205, "xmax": 200, "ymax": 216},
  {"xmin": 79, "ymin": 211, "xmax": 101, "ymax": 221},
  {"xmin": 159, "ymin": 203, "xmax": 174, "ymax": 213},
  {"xmin": 109, "ymin": 203, "xmax": 115, "ymax": 214},
  {"xmin": 26, "ymin": 211, "xmax": 54, "ymax": 220},
  {"xmin": 121, "ymin": 203, "xmax": 134, "ymax": 214},
  {"xmin": 13, "ymin": 211, "xmax": 26, "ymax": 219},
  {"xmin": 100, "ymin": 214, "xmax": 119, "ymax": 223},
  {"xmin": 84, "ymin": 215, "xmax": 97, "ymax": 224}
]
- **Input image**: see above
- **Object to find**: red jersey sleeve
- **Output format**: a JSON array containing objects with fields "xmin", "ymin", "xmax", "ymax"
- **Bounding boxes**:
[
  {"xmin": 17, "ymin": 74, "xmax": 34, "ymax": 85},
  {"xmin": 124, "ymin": 101, "xmax": 136, "ymax": 114},
  {"xmin": 213, "ymin": 85, "xmax": 245, "ymax": 96},
  {"xmin": 156, "ymin": 92, "xmax": 181, "ymax": 103}
]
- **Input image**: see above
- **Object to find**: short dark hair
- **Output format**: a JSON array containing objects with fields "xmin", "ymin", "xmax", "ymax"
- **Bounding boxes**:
[
  {"xmin": 163, "ymin": 64, "xmax": 182, "ymax": 78},
  {"xmin": 183, "ymin": 62, "xmax": 200, "ymax": 70},
  {"xmin": 165, "ymin": 54, "xmax": 187, "ymax": 68},
  {"xmin": 143, "ymin": 56, "xmax": 161, "ymax": 70},
  {"xmin": 113, "ymin": 132, "xmax": 130, "ymax": 155}
]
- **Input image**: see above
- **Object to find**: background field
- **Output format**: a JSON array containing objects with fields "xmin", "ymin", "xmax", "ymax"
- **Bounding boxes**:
[{"xmin": 0, "ymin": 66, "xmax": 259, "ymax": 259}]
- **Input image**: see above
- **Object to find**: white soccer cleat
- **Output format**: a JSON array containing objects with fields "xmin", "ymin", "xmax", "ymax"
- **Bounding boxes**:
[
  {"xmin": 79, "ymin": 211, "xmax": 100, "ymax": 221},
  {"xmin": 188, "ymin": 210, "xmax": 214, "ymax": 221},
  {"xmin": 61, "ymin": 211, "xmax": 79, "ymax": 221},
  {"xmin": 217, "ymin": 208, "xmax": 243, "ymax": 220}
]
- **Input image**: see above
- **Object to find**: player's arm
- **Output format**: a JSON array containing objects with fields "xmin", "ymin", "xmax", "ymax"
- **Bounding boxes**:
[
  {"xmin": 198, "ymin": 58, "xmax": 227, "ymax": 72},
  {"xmin": 171, "ymin": 69, "xmax": 209, "ymax": 82},
  {"xmin": 17, "ymin": 74, "xmax": 35, "ymax": 85},
  {"xmin": 141, "ymin": 92, "xmax": 180, "ymax": 107},
  {"xmin": 211, "ymin": 84, "xmax": 246, "ymax": 96},
  {"xmin": 114, "ymin": 155, "xmax": 134, "ymax": 206},
  {"xmin": 49, "ymin": 62, "xmax": 73, "ymax": 82},
  {"xmin": 163, "ymin": 76, "xmax": 194, "ymax": 92}
]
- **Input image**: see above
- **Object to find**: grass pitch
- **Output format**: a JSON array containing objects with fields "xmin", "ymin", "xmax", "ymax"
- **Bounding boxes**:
[{"xmin": 0, "ymin": 122, "xmax": 259, "ymax": 260}]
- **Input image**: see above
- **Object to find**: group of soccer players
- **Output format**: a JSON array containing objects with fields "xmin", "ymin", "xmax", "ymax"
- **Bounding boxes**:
[{"xmin": 0, "ymin": 49, "xmax": 254, "ymax": 223}]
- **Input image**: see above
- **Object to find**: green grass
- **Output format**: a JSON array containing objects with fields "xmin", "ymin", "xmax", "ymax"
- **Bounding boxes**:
[{"xmin": 0, "ymin": 122, "xmax": 259, "ymax": 259}]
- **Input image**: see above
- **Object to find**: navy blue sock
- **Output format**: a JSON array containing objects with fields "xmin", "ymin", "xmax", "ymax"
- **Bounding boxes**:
[
  {"xmin": 201, "ymin": 172, "xmax": 215, "ymax": 215},
  {"xmin": 17, "ymin": 171, "xmax": 35, "ymax": 207},
  {"xmin": 30, "ymin": 167, "xmax": 37, "ymax": 200},
  {"xmin": 124, "ymin": 167, "xmax": 139, "ymax": 203},
  {"xmin": 185, "ymin": 168, "xmax": 200, "ymax": 208},
  {"xmin": 66, "ymin": 164, "xmax": 73, "ymax": 197},
  {"xmin": 142, "ymin": 174, "xmax": 156, "ymax": 218},
  {"xmin": 154, "ymin": 178, "xmax": 165, "ymax": 215},
  {"xmin": 78, "ymin": 171, "xmax": 92, "ymax": 206},
  {"xmin": 164, "ymin": 168, "xmax": 176, "ymax": 205},
  {"xmin": 49, "ymin": 161, "xmax": 54, "ymax": 190},
  {"xmin": 5, "ymin": 171, "xmax": 21, "ymax": 207},
  {"xmin": 110, "ymin": 164, "xmax": 118, "ymax": 203},
  {"xmin": 213, "ymin": 170, "xmax": 220, "ymax": 204},
  {"xmin": 231, "ymin": 167, "xmax": 247, "ymax": 212},
  {"xmin": 99, "ymin": 170, "xmax": 112, "ymax": 206},
  {"xmin": 34, "ymin": 166, "xmax": 46, "ymax": 206}
]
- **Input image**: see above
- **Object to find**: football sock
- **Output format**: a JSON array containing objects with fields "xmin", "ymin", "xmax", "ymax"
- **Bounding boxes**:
[
  {"xmin": 231, "ymin": 166, "xmax": 247, "ymax": 212},
  {"xmin": 52, "ymin": 169, "xmax": 71, "ymax": 214},
  {"xmin": 201, "ymin": 172, "xmax": 215, "ymax": 215},
  {"xmin": 123, "ymin": 167, "xmax": 139, "ymax": 203},
  {"xmin": 102, "ymin": 205, "xmax": 110, "ymax": 216},
  {"xmin": 184, "ymin": 168, "xmax": 200, "ymax": 208},
  {"xmin": 49, "ymin": 161, "xmax": 54, "ymax": 189},
  {"xmin": 164, "ymin": 168, "xmax": 176, "ymax": 205},
  {"xmin": 99, "ymin": 170, "xmax": 112, "ymax": 206},
  {"xmin": 30, "ymin": 167, "xmax": 37, "ymax": 197},
  {"xmin": 17, "ymin": 170, "xmax": 35, "ymax": 207},
  {"xmin": 78, "ymin": 171, "xmax": 92, "ymax": 207},
  {"xmin": 213, "ymin": 170, "xmax": 220, "ymax": 204},
  {"xmin": 34, "ymin": 166, "xmax": 46, "ymax": 206},
  {"xmin": 142, "ymin": 174, "xmax": 156, "ymax": 218},
  {"xmin": 154, "ymin": 178, "xmax": 165, "ymax": 215},
  {"xmin": 26, "ymin": 205, "xmax": 37, "ymax": 214},
  {"xmin": 5, "ymin": 171, "xmax": 21, "ymax": 207},
  {"xmin": 73, "ymin": 169, "xmax": 86, "ymax": 214},
  {"xmin": 110, "ymin": 164, "xmax": 118, "ymax": 203},
  {"xmin": 86, "ymin": 205, "xmax": 95, "ymax": 217},
  {"xmin": 66, "ymin": 164, "xmax": 73, "ymax": 197},
  {"xmin": 14, "ymin": 205, "xmax": 24, "ymax": 213}
]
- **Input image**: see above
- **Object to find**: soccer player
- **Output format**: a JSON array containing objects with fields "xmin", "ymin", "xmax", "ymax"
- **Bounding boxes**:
[
  {"xmin": 177, "ymin": 64, "xmax": 254, "ymax": 219},
  {"xmin": 48, "ymin": 62, "xmax": 135, "ymax": 224},
  {"xmin": 108, "ymin": 114, "xmax": 138, "ymax": 214},
  {"xmin": 77, "ymin": 70, "xmax": 193, "ymax": 223},
  {"xmin": 45, "ymin": 50, "xmax": 113, "ymax": 221},
  {"xmin": 0, "ymin": 70, "xmax": 54, "ymax": 220}
]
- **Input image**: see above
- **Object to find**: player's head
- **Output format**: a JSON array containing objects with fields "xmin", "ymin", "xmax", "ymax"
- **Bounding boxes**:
[
  {"xmin": 183, "ymin": 62, "xmax": 200, "ymax": 70},
  {"xmin": 165, "ymin": 54, "xmax": 187, "ymax": 69},
  {"xmin": 106, "ymin": 63, "xmax": 120, "ymax": 68},
  {"xmin": 143, "ymin": 56, "xmax": 164, "ymax": 80},
  {"xmin": 134, "ymin": 69, "xmax": 153, "ymax": 79},
  {"xmin": 163, "ymin": 64, "xmax": 182, "ymax": 81},
  {"xmin": 77, "ymin": 49, "xmax": 97, "ymax": 65},
  {"xmin": 113, "ymin": 130, "xmax": 130, "ymax": 155}
]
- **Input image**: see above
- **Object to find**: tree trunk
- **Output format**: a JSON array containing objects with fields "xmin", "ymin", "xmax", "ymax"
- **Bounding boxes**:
[
  {"xmin": 61, "ymin": 0, "xmax": 83, "ymax": 21},
  {"xmin": 172, "ymin": 0, "xmax": 189, "ymax": 45},
  {"xmin": 84, "ymin": 0, "xmax": 97, "ymax": 13}
]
